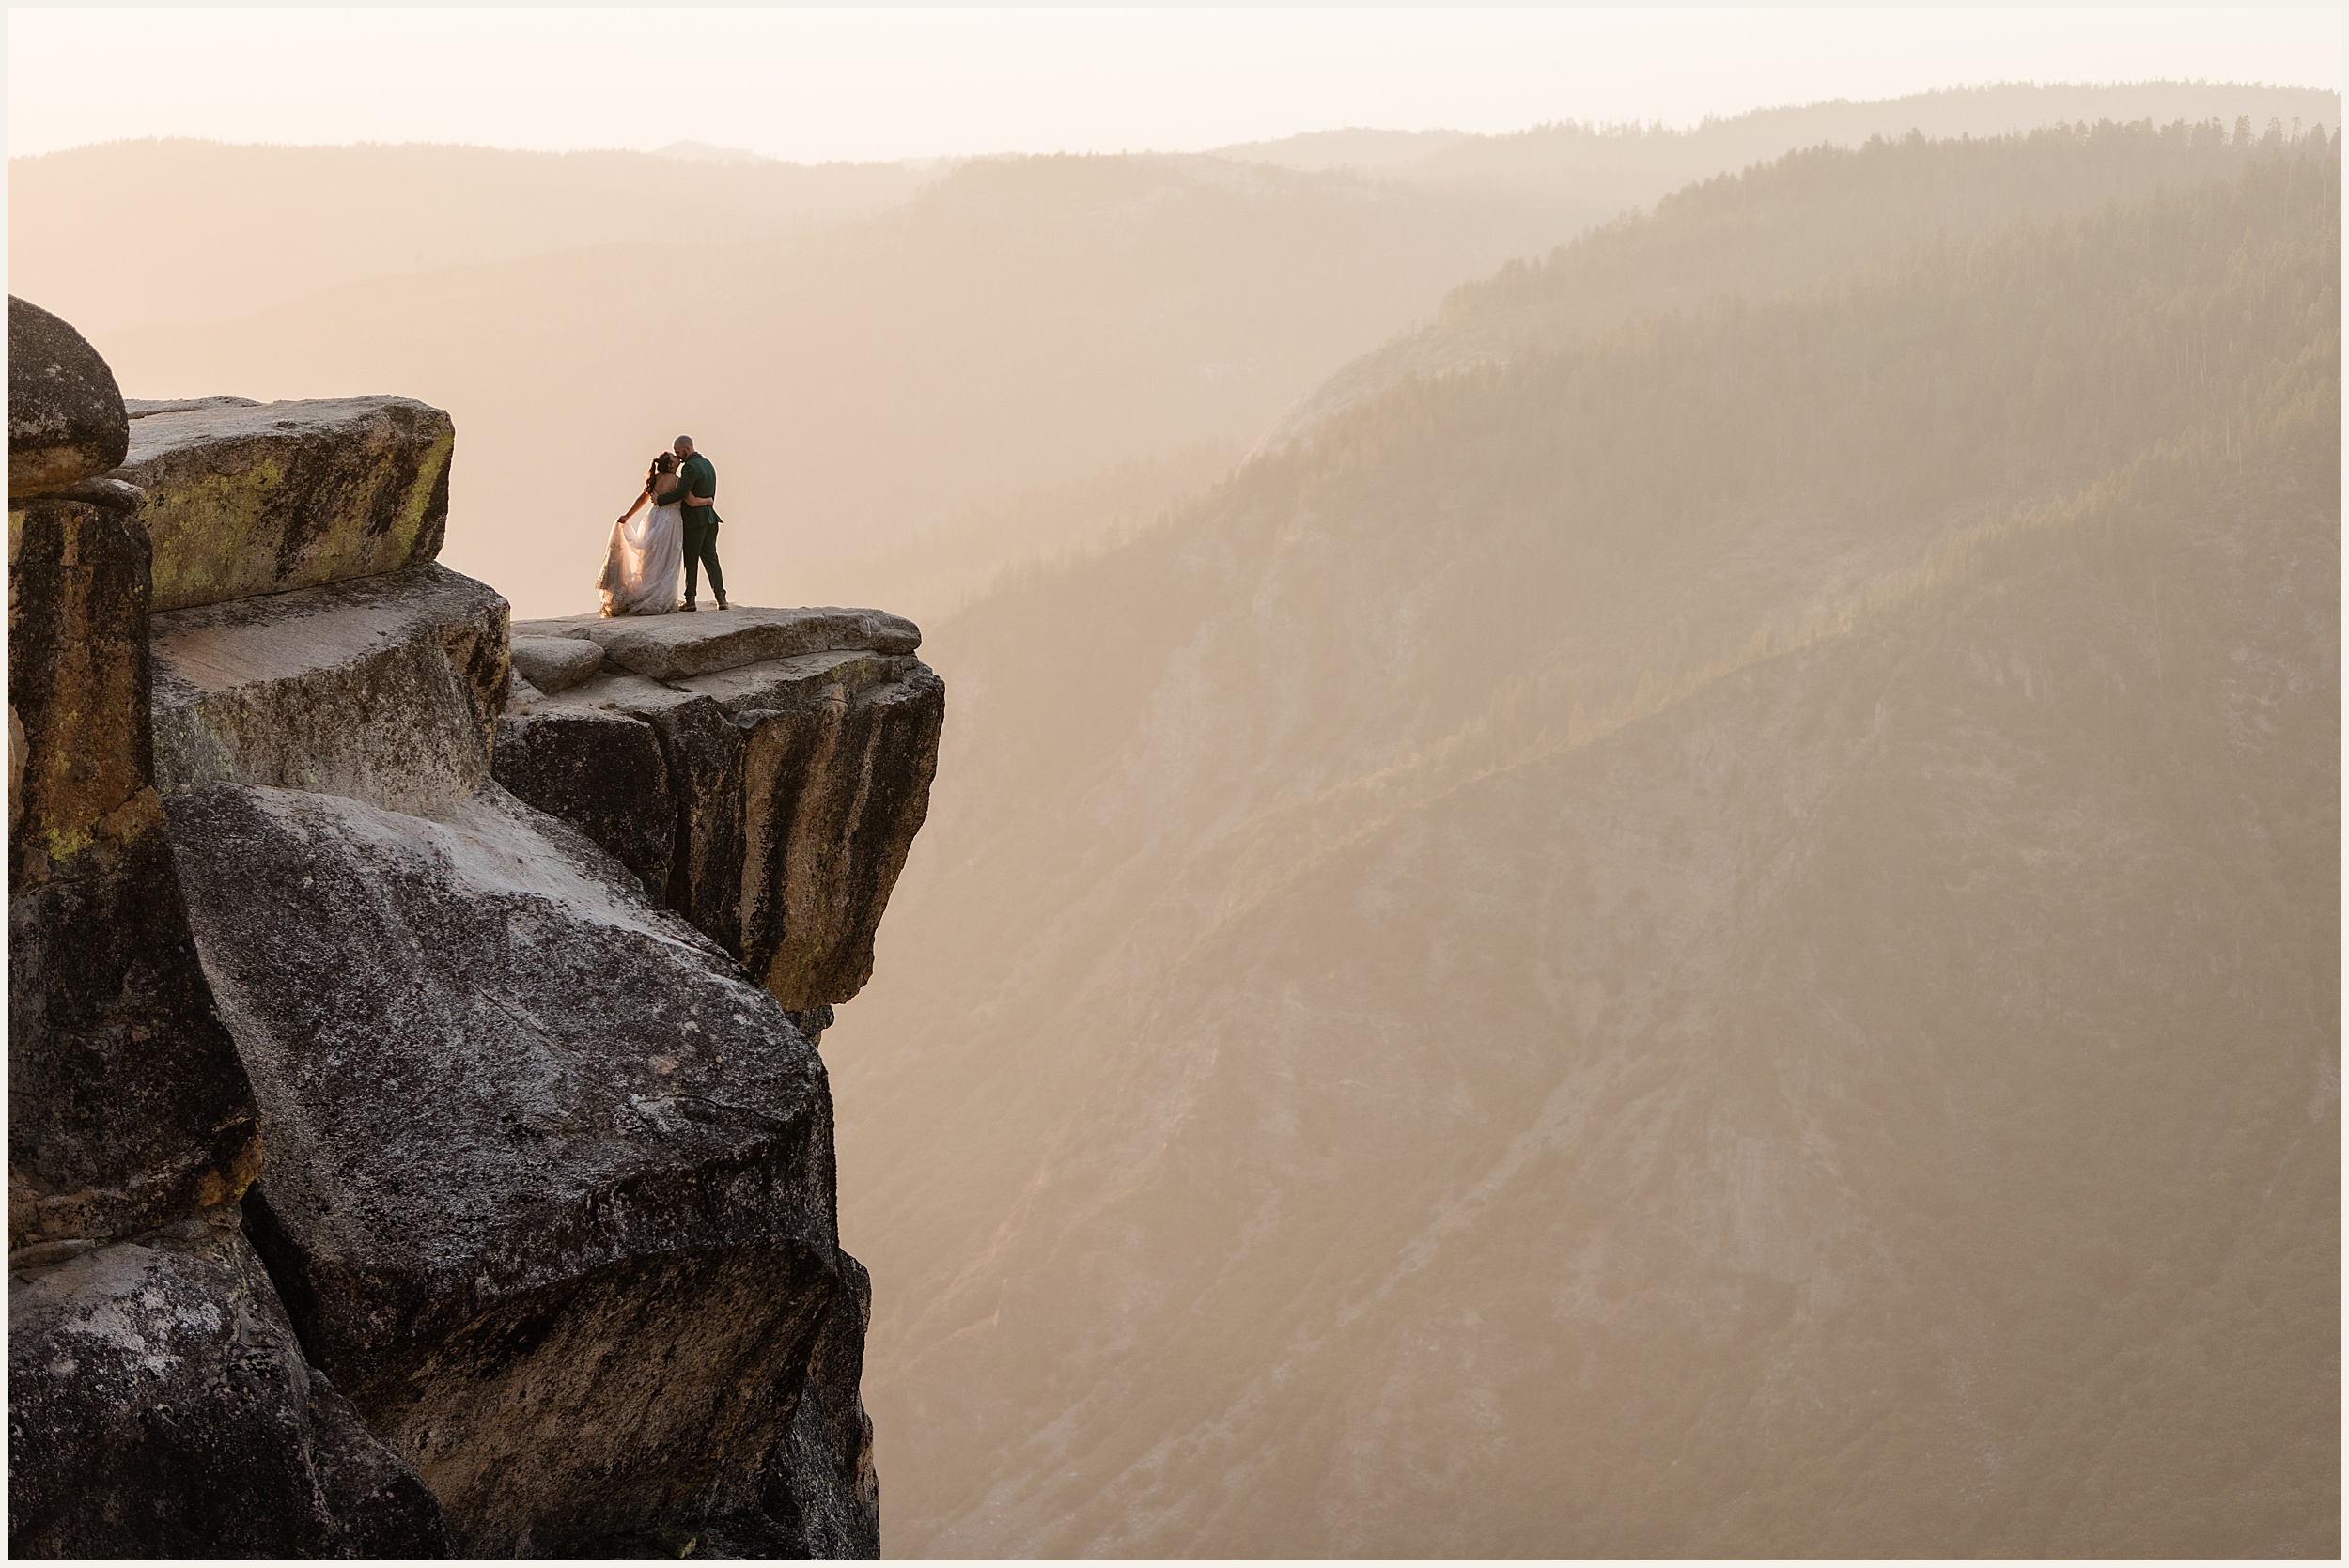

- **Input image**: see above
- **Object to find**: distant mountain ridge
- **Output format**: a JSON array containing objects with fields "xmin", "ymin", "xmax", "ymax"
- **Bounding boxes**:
[
  {"xmin": 1256, "ymin": 114, "xmax": 2326, "ymax": 450},
  {"xmin": 1219, "ymin": 79, "xmax": 2339, "ymax": 196},
  {"xmin": 7, "ymin": 140, "xmax": 928, "ymax": 335}
]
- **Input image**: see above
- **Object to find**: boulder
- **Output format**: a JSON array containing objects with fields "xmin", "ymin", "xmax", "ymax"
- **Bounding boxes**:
[
  {"xmin": 8, "ymin": 296, "xmax": 128, "ymax": 498},
  {"xmin": 8, "ymin": 494, "xmax": 260, "ymax": 1252},
  {"xmin": 515, "ymin": 605, "xmax": 921, "ymax": 682},
  {"xmin": 491, "ymin": 706, "xmax": 676, "ymax": 901},
  {"xmin": 8, "ymin": 1218, "xmax": 451, "ymax": 1558},
  {"xmin": 167, "ymin": 781, "xmax": 879, "ymax": 1557},
  {"xmin": 116, "ymin": 396, "xmax": 455, "ymax": 612},
  {"xmin": 150, "ymin": 563, "xmax": 509, "ymax": 817},
  {"xmin": 509, "ymin": 633, "xmax": 604, "ymax": 693}
]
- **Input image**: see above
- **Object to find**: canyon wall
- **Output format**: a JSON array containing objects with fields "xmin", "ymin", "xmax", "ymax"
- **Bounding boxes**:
[{"xmin": 7, "ymin": 295, "xmax": 939, "ymax": 1558}]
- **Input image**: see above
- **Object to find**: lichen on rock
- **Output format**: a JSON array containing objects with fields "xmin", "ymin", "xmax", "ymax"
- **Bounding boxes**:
[
  {"xmin": 117, "ymin": 396, "xmax": 456, "ymax": 612},
  {"xmin": 7, "ymin": 492, "xmax": 261, "ymax": 1254}
]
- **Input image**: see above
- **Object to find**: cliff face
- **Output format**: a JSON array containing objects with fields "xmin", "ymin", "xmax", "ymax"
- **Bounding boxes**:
[{"xmin": 6, "ymin": 295, "xmax": 939, "ymax": 1558}]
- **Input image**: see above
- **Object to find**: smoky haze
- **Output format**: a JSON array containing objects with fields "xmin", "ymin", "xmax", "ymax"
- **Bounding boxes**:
[{"xmin": 14, "ymin": 78, "xmax": 2339, "ymax": 1557}]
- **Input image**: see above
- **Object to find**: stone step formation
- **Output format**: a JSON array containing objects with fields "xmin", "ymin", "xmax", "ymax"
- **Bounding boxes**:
[{"xmin": 6, "ymin": 294, "xmax": 939, "ymax": 1559}]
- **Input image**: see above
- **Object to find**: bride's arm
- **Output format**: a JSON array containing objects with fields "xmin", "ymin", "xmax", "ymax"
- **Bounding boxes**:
[{"xmin": 617, "ymin": 487, "xmax": 650, "ymax": 525}]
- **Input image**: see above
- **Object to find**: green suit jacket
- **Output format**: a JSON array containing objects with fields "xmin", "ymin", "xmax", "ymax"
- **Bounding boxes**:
[{"xmin": 677, "ymin": 452, "xmax": 722, "ymax": 528}]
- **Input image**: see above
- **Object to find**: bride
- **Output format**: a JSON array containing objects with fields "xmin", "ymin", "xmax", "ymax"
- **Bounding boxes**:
[{"xmin": 598, "ymin": 452, "xmax": 686, "ymax": 616}]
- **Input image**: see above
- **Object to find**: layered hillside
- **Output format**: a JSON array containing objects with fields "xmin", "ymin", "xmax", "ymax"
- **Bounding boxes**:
[{"xmin": 828, "ymin": 138, "xmax": 2341, "ymax": 1555}]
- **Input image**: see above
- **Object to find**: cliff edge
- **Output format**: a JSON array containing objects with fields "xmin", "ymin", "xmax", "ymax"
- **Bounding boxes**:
[{"xmin": 7, "ymin": 295, "xmax": 940, "ymax": 1558}]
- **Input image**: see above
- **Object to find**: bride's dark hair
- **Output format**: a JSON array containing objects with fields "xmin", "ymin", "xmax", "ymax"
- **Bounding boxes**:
[{"xmin": 646, "ymin": 451, "xmax": 677, "ymax": 492}]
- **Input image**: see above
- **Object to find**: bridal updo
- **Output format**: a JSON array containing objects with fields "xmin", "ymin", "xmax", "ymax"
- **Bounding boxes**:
[{"xmin": 646, "ymin": 451, "xmax": 678, "ymax": 493}]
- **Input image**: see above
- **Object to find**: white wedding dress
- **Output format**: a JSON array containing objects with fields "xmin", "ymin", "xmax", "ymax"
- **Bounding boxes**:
[{"xmin": 597, "ymin": 489, "xmax": 684, "ymax": 616}]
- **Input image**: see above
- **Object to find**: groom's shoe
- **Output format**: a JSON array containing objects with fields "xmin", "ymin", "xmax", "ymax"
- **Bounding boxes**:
[
  {"xmin": 715, "ymin": 594, "xmax": 729, "ymax": 611},
  {"xmin": 682, "ymin": 598, "xmax": 695, "ymax": 613}
]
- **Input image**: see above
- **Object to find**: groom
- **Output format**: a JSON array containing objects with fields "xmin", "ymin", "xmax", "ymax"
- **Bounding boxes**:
[{"xmin": 672, "ymin": 434, "xmax": 727, "ymax": 611}]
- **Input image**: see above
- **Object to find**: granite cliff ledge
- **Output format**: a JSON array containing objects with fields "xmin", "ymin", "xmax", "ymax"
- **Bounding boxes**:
[{"xmin": 7, "ymin": 293, "xmax": 937, "ymax": 1558}]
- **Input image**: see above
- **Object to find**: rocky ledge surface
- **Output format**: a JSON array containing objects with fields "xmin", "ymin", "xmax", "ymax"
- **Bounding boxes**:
[{"xmin": 151, "ymin": 563, "xmax": 509, "ymax": 816}]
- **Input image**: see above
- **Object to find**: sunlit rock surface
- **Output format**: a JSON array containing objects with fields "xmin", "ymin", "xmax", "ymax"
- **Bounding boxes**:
[
  {"xmin": 8, "ymin": 1219, "xmax": 450, "ymax": 1559},
  {"xmin": 150, "ymin": 563, "xmax": 508, "ymax": 815},
  {"xmin": 117, "ymin": 395, "xmax": 454, "ymax": 612},
  {"xmin": 499, "ymin": 620, "xmax": 944, "ymax": 1007},
  {"xmin": 169, "ymin": 781, "xmax": 878, "ymax": 1557}
]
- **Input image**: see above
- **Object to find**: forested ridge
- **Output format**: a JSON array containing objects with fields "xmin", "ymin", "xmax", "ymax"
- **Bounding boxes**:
[
  {"xmin": 1266, "ymin": 116, "xmax": 2333, "ymax": 446},
  {"xmin": 832, "ymin": 132, "xmax": 2341, "ymax": 1556}
]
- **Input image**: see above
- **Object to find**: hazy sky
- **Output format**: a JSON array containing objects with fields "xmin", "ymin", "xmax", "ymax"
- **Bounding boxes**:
[{"xmin": 9, "ymin": 7, "xmax": 2341, "ymax": 163}]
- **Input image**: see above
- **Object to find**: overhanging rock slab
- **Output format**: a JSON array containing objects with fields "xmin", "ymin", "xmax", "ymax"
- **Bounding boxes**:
[
  {"xmin": 510, "ymin": 645, "xmax": 945, "ymax": 1007},
  {"xmin": 691, "ymin": 657, "xmax": 944, "ymax": 1008},
  {"xmin": 151, "ymin": 563, "xmax": 508, "ymax": 817},
  {"xmin": 117, "ymin": 396, "xmax": 455, "ymax": 612},
  {"xmin": 166, "ymin": 781, "xmax": 879, "ymax": 1557}
]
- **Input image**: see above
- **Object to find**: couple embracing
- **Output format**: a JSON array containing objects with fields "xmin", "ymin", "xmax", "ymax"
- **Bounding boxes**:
[{"xmin": 599, "ymin": 435, "xmax": 728, "ymax": 616}]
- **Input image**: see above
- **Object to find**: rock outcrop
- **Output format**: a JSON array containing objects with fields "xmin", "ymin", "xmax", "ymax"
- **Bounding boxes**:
[
  {"xmin": 503, "ymin": 624, "xmax": 944, "ymax": 1009},
  {"xmin": 8, "ymin": 296, "xmax": 927, "ymax": 1558},
  {"xmin": 7, "ymin": 298, "xmax": 128, "ymax": 496},
  {"xmin": 117, "ymin": 395, "xmax": 454, "ymax": 612},
  {"xmin": 7, "ymin": 295, "xmax": 448, "ymax": 1556},
  {"xmin": 509, "ymin": 631, "xmax": 605, "ymax": 693}
]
